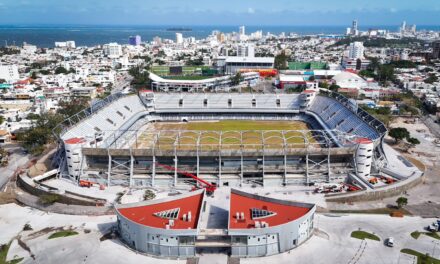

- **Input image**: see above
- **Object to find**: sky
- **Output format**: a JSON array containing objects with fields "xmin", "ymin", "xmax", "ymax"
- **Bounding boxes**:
[{"xmin": 0, "ymin": 0, "xmax": 439, "ymax": 26}]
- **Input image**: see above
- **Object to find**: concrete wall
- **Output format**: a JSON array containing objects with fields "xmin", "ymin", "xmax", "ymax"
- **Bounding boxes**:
[{"xmin": 326, "ymin": 174, "xmax": 424, "ymax": 203}]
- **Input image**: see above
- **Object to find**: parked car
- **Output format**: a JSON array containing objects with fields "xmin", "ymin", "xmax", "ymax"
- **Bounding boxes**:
[{"xmin": 386, "ymin": 237, "xmax": 395, "ymax": 247}]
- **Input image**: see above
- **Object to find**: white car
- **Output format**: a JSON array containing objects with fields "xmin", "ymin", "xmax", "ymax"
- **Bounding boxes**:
[{"xmin": 386, "ymin": 237, "xmax": 395, "ymax": 247}]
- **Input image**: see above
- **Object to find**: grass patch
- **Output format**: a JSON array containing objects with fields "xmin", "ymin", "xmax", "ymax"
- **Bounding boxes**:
[
  {"xmin": 0, "ymin": 242, "xmax": 24, "ymax": 264},
  {"xmin": 48, "ymin": 230, "xmax": 79, "ymax": 240},
  {"xmin": 163, "ymin": 75, "xmax": 213, "ymax": 81},
  {"xmin": 411, "ymin": 231, "xmax": 440, "ymax": 240},
  {"xmin": 136, "ymin": 120, "xmax": 317, "ymax": 150},
  {"xmin": 401, "ymin": 248, "xmax": 440, "ymax": 264},
  {"xmin": 351, "ymin": 231, "xmax": 380, "ymax": 241},
  {"xmin": 38, "ymin": 194, "xmax": 60, "ymax": 205},
  {"xmin": 411, "ymin": 231, "xmax": 421, "ymax": 239},
  {"xmin": 330, "ymin": 208, "xmax": 412, "ymax": 216},
  {"xmin": 424, "ymin": 232, "xmax": 440, "ymax": 240}
]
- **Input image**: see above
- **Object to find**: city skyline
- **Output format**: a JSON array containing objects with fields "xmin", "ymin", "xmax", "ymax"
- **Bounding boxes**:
[{"xmin": 0, "ymin": 0, "xmax": 439, "ymax": 26}]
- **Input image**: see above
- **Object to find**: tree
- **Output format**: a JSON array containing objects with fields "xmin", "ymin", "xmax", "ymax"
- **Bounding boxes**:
[
  {"xmin": 396, "ymin": 197, "xmax": 408, "ymax": 209},
  {"xmin": 407, "ymin": 137, "xmax": 420, "ymax": 146},
  {"xmin": 388, "ymin": 127, "xmax": 410, "ymax": 143},
  {"xmin": 54, "ymin": 66, "xmax": 69, "ymax": 75},
  {"xmin": 57, "ymin": 97, "xmax": 90, "ymax": 118},
  {"xmin": 274, "ymin": 51, "xmax": 288, "ymax": 70},
  {"xmin": 31, "ymin": 71, "xmax": 38, "ymax": 79},
  {"xmin": 319, "ymin": 81, "xmax": 329, "ymax": 89},
  {"xmin": 329, "ymin": 84, "xmax": 340, "ymax": 91},
  {"xmin": 424, "ymin": 74, "xmax": 438, "ymax": 84},
  {"xmin": 231, "ymin": 72, "xmax": 243, "ymax": 86},
  {"xmin": 129, "ymin": 65, "xmax": 150, "ymax": 90}
]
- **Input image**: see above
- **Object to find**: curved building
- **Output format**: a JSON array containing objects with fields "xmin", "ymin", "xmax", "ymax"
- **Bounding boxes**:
[
  {"xmin": 115, "ymin": 189, "xmax": 316, "ymax": 258},
  {"xmin": 115, "ymin": 189, "xmax": 205, "ymax": 258}
]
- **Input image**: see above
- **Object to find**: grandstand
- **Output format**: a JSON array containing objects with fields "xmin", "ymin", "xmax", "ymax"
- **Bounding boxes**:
[{"xmin": 54, "ymin": 89, "xmax": 420, "ymax": 190}]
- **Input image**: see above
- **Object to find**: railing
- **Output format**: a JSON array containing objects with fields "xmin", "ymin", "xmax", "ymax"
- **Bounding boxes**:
[
  {"xmin": 320, "ymin": 90, "xmax": 388, "ymax": 138},
  {"xmin": 52, "ymin": 92, "xmax": 126, "ymax": 140}
]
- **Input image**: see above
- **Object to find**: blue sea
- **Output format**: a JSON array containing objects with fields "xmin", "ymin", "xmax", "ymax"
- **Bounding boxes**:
[{"xmin": 0, "ymin": 25, "xmax": 439, "ymax": 48}]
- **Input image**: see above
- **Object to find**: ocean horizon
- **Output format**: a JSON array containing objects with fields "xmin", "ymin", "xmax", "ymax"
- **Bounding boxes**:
[{"xmin": 0, "ymin": 24, "xmax": 439, "ymax": 48}]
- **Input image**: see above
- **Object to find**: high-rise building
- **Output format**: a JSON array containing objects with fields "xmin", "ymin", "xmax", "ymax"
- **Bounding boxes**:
[
  {"xmin": 176, "ymin": 33, "xmax": 183, "ymax": 44},
  {"xmin": 236, "ymin": 44, "xmax": 255, "ymax": 58},
  {"xmin": 432, "ymin": 41, "xmax": 440, "ymax": 60},
  {"xmin": 128, "ymin": 35, "xmax": 141, "ymax": 46},
  {"xmin": 0, "ymin": 65, "xmax": 19, "ymax": 83},
  {"xmin": 103, "ymin": 43, "xmax": 122, "ymax": 58},
  {"xmin": 348, "ymin": 42, "xmax": 365, "ymax": 59},
  {"xmin": 239, "ymin": 26, "xmax": 246, "ymax": 36},
  {"xmin": 352, "ymin": 20, "xmax": 358, "ymax": 32}
]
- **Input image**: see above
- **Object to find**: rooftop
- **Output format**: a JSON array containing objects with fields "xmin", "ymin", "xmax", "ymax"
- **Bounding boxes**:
[
  {"xmin": 116, "ymin": 190, "xmax": 204, "ymax": 230},
  {"xmin": 229, "ymin": 189, "xmax": 314, "ymax": 229}
]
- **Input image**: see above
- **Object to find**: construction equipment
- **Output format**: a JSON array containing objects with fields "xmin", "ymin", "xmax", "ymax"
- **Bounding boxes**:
[
  {"xmin": 79, "ymin": 180, "xmax": 106, "ymax": 190},
  {"xmin": 380, "ymin": 176, "xmax": 396, "ymax": 184},
  {"xmin": 155, "ymin": 163, "xmax": 217, "ymax": 195},
  {"xmin": 369, "ymin": 177, "xmax": 378, "ymax": 184},
  {"xmin": 342, "ymin": 183, "xmax": 362, "ymax": 192}
]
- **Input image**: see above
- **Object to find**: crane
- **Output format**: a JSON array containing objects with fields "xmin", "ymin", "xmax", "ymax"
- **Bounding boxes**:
[{"xmin": 155, "ymin": 163, "xmax": 217, "ymax": 195}]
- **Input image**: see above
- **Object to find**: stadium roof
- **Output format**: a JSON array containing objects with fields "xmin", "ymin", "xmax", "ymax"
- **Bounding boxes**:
[
  {"xmin": 116, "ymin": 189, "xmax": 205, "ymax": 230},
  {"xmin": 229, "ymin": 189, "xmax": 314, "ymax": 229}
]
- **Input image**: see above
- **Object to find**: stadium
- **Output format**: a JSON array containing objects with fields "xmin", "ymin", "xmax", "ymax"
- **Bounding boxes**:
[
  {"xmin": 51, "ymin": 88, "xmax": 423, "ymax": 193},
  {"xmin": 50, "ymin": 88, "xmax": 425, "ymax": 258}
]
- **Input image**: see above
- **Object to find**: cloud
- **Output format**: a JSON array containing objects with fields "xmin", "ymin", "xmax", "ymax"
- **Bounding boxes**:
[
  {"xmin": 247, "ymin": 7, "xmax": 255, "ymax": 14},
  {"xmin": 390, "ymin": 8, "xmax": 398, "ymax": 13}
]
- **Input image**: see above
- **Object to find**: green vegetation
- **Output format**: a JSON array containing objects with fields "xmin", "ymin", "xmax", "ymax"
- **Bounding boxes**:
[
  {"xmin": 163, "ymin": 75, "xmax": 212, "ymax": 81},
  {"xmin": 424, "ymin": 73, "xmax": 438, "ymax": 84},
  {"xmin": 38, "ymin": 194, "xmax": 60, "ymax": 205},
  {"xmin": 0, "ymin": 242, "xmax": 24, "ymax": 264},
  {"xmin": 389, "ymin": 127, "xmax": 410, "ymax": 143},
  {"xmin": 351, "ymin": 231, "xmax": 380, "ymax": 241},
  {"xmin": 48, "ymin": 230, "xmax": 79, "ymax": 240},
  {"xmin": 143, "ymin": 190, "xmax": 156, "ymax": 201},
  {"xmin": 230, "ymin": 72, "xmax": 243, "ymax": 86},
  {"xmin": 411, "ymin": 231, "xmax": 440, "ymax": 240},
  {"xmin": 361, "ymin": 106, "xmax": 392, "ymax": 127},
  {"xmin": 329, "ymin": 36, "xmax": 425, "ymax": 48},
  {"xmin": 17, "ymin": 98, "xmax": 89, "ymax": 155},
  {"xmin": 129, "ymin": 65, "xmax": 150, "ymax": 90},
  {"xmin": 401, "ymin": 248, "xmax": 440, "ymax": 264},
  {"xmin": 407, "ymin": 137, "xmax": 421, "ymax": 146},
  {"xmin": 388, "ymin": 60, "xmax": 417, "ymax": 69},
  {"xmin": 54, "ymin": 66, "xmax": 70, "ymax": 75},
  {"xmin": 274, "ymin": 51, "xmax": 288, "ymax": 70},
  {"xmin": 411, "ymin": 231, "xmax": 421, "ymax": 239},
  {"xmin": 396, "ymin": 197, "xmax": 408, "ymax": 209},
  {"xmin": 157, "ymin": 120, "xmax": 310, "ymax": 131},
  {"xmin": 185, "ymin": 57, "xmax": 204, "ymax": 66},
  {"xmin": 425, "ymin": 232, "xmax": 440, "ymax": 240}
]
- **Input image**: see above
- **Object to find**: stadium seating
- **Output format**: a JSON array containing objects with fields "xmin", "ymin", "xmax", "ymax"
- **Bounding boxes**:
[
  {"xmin": 61, "ymin": 95, "xmax": 148, "ymax": 147},
  {"xmin": 154, "ymin": 93, "xmax": 301, "ymax": 109},
  {"xmin": 308, "ymin": 96, "xmax": 380, "ymax": 140}
]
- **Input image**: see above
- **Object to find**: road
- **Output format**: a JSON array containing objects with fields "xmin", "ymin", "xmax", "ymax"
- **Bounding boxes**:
[{"xmin": 0, "ymin": 143, "xmax": 30, "ymax": 190}]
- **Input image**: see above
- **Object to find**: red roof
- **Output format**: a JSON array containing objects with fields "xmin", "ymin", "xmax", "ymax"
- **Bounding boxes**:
[
  {"xmin": 229, "ymin": 191, "xmax": 312, "ymax": 229},
  {"xmin": 64, "ymin": 137, "xmax": 86, "ymax": 145},
  {"xmin": 354, "ymin": 138, "xmax": 373, "ymax": 144},
  {"xmin": 118, "ymin": 192, "xmax": 204, "ymax": 229}
]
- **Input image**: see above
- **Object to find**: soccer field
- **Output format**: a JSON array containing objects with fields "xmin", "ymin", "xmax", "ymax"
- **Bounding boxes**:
[
  {"xmin": 134, "ymin": 120, "xmax": 317, "ymax": 150},
  {"xmin": 154, "ymin": 120, "xmax": 310, "ymax": 131}
]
